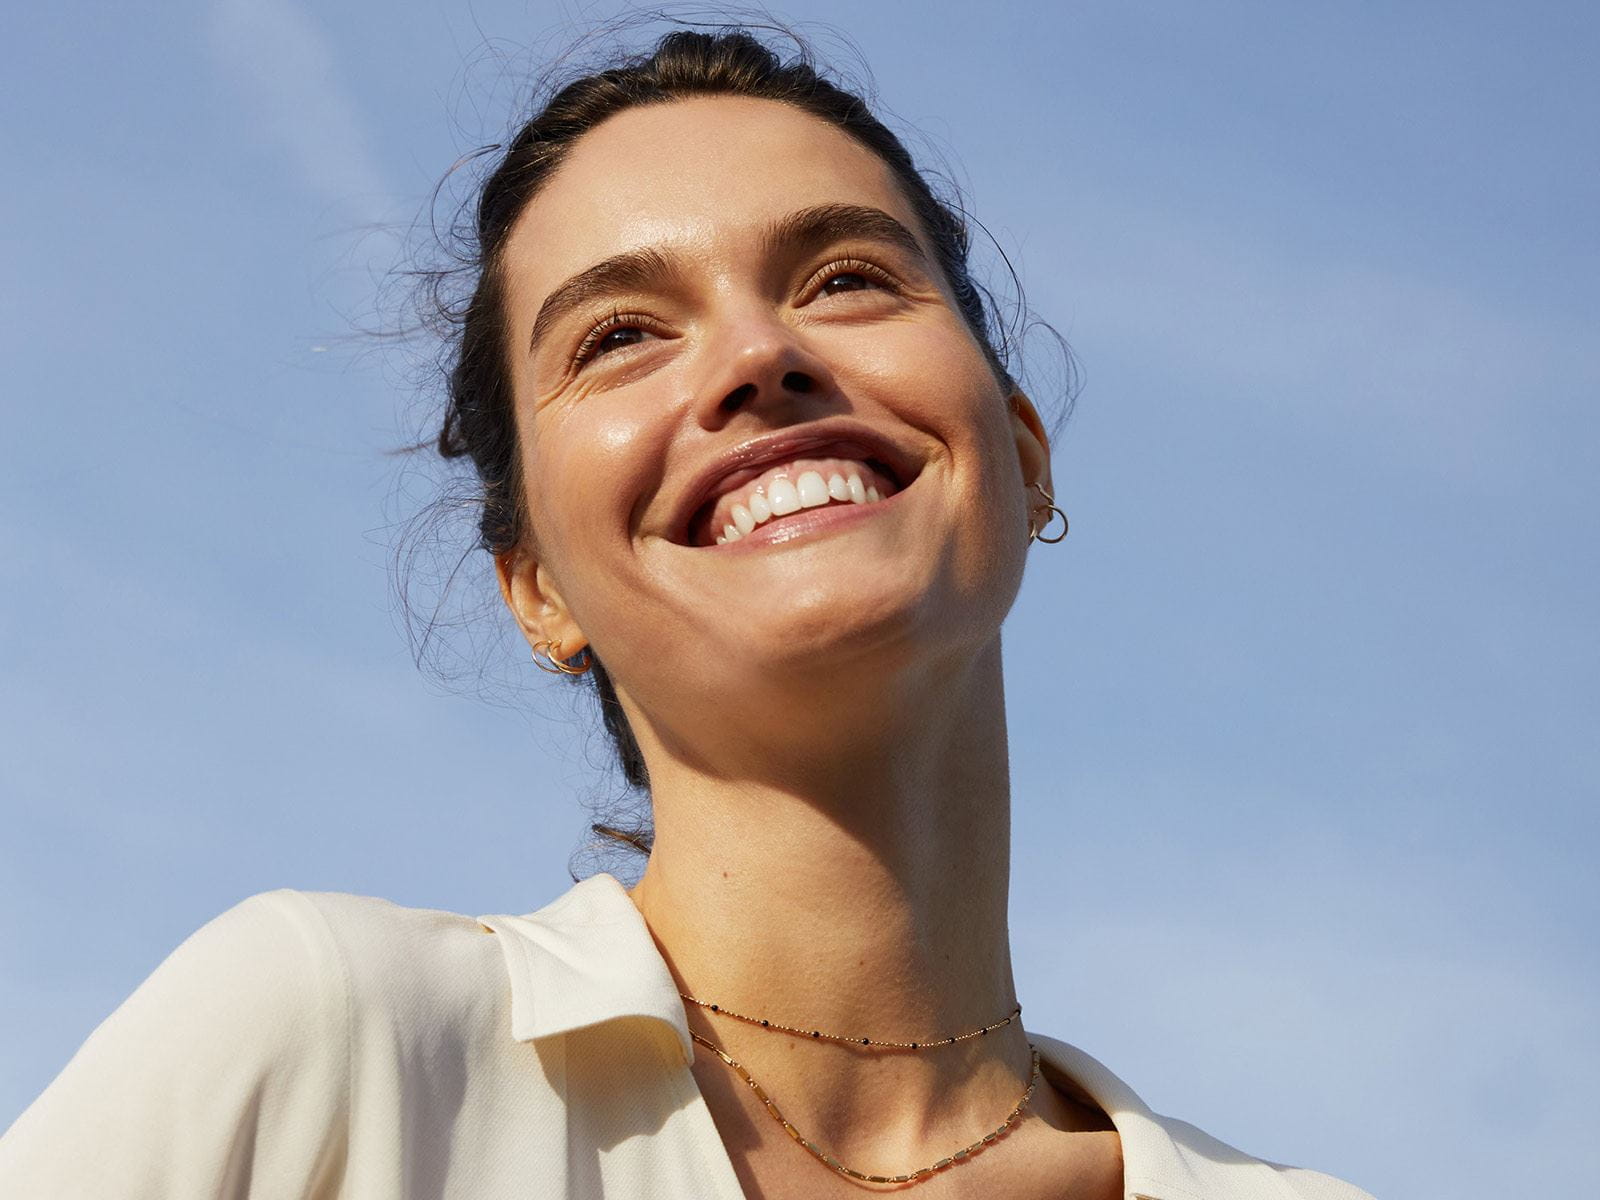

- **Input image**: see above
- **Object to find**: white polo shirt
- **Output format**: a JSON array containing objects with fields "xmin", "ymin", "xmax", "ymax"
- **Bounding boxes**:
[{"xmin": 0, "ymin": 873, "xmax": 1375, "ymax": 1198}]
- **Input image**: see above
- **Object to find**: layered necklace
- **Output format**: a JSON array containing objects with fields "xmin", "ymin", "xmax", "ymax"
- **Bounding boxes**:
[{"xmin": 681, "ymin": 991, "xmax": 1039, "ymax": 1187}]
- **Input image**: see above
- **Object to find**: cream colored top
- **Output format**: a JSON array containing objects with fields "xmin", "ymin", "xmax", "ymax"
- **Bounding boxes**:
[{"xmin": 0, "ymin": 874, "xmax": 1375, "ymax": 1198}]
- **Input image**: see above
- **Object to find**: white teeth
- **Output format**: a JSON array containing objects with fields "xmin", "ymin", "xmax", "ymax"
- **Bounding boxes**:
[
  {"xmin": 767, "ymin": 477, "xmax": 802, "ymax": 515},
  {"xmin": 706, "ymin": 467, "xmax": 891, "ymax": 545},
  {"xmin": 796, "ymin": 471, "xmax": 830, "ymax": 508}
]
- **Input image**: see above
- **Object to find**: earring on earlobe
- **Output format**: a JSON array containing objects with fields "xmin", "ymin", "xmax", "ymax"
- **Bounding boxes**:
[
  {"xmin": 1027, "ymin": 482, "xmax": 1068, "ymax": 545},
  {"xmin": 531, "ymin": 639, "xmax": 593, "ymax": 676}
]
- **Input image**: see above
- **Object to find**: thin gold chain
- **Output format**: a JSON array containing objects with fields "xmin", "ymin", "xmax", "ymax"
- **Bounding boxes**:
[
  {"xmin": 679, "ymin": 992, "xmax": 1022, "ymax": 1049},
  {"xmin": 691, "ymin": 1032, "xmax": 1040, "ymax": 1186}
]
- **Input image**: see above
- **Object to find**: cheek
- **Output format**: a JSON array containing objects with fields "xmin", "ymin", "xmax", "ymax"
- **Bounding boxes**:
[
  {"xmin": 525, "ymin": 436, "xmax": 620, "ymax": 551},
  {"xmin": 519, "ymin": 390, "xmax": 669, "ymax": 585},
  {"xmin": 841, "ymin": 320, "xmax": 1014, "ymax": 486},
  {"xmin": 835, "ymin": 312, "xmax": 1002, "ymax": 412}
]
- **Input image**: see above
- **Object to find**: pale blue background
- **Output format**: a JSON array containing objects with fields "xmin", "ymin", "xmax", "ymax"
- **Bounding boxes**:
[{"xmin": 3, "ymin": 3, "xmax": 1596, "ymax": 1196}]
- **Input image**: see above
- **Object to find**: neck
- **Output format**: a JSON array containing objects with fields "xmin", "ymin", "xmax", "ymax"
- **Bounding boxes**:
[{"xmin": 627, "ymin": 636, "xmax": 1031, "ymax": 1157}]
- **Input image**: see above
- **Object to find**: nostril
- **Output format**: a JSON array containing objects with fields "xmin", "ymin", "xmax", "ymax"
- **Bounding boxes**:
[
  {"xmin": 782, "ymin": 370, "xmax": 815, "ymax": 394},
  {"xmin": 720, "ymin": 382, "xmax": 756, "ymax": 412}
]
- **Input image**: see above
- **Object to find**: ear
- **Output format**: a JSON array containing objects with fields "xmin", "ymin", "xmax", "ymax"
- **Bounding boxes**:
[
  {"xmin": 495, "ymin": 543, "xmax": 588, "ymax": 659},
  {"xmin": 1007, "ymin": 390, "xmax": 1054, "ymax": 496}
]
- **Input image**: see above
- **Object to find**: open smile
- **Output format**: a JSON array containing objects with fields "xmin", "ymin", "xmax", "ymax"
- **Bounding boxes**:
[
  {"xmin": 670, "ymin": 422, "xmax": 920, "ymax": 549},
  {"xmin": 695, "ymin": 456, "xmax": 898, "ymax": 547}
]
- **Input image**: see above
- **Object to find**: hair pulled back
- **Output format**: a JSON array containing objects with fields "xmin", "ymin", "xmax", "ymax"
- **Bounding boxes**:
[{"xmin": 428, "ymin": 26, "xmax": 1026, "ymax": 830}]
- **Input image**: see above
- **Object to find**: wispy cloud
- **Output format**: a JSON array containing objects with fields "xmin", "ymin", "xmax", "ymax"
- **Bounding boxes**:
[{"xmin": 205, "ymin": 0, "xmax": 392, "ymax": 218}]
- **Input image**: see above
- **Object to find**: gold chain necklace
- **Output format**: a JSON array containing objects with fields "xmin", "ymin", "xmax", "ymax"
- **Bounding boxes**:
[
  {"xmin": 691, "ymin": 1032, "xmax": 1040, "ymax": 1186},
  {"xmin": 678, "ymin": 992, "xmax": 1022, "ymax": 1048}
]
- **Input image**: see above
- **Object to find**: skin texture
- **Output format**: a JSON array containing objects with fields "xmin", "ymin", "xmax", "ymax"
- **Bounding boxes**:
[{"xmin": 495, "ymin": 96, "xmax": 1118, "ymax": 1198}]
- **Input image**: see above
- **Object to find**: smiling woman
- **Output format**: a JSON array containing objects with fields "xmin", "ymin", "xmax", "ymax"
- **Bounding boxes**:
[{"xmin": 0, "ymin": 24, "xmax": 1373, "ymax": 1200}]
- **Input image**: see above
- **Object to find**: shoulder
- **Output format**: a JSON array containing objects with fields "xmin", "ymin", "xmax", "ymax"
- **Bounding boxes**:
[
  {"xmin": 1032, "ymin": 1034, "xmax": 1378, "ymax": 1200},
  {"xmin": 1, "ymin": 889, "xmax": 516, "ymax": 1194},
  {"xmin": 18, "ymin": 887, "xmax": 509, "ymax": 1114},
  {"xmin": 1152, "ymin": 1113, "xmax": 1379, "ymax": 1200},
  {"xmin": 131, "ymin": 888, "xmax": 503, "ymax": 1020},
  {"xmin": 277, "ymin": 888, "xmax": 505, "ymax": 982},
  {"xmin": 80, "ymin": 889, "xmax": 353, "ymax": 1051},
  {"xmin": 1270, "ymin": 1163, "xmax": 1380, "ymax": 1200},
  {"xmin": 30, "ymin": 888, "xmax": 507, "ymax": 1084},
  {"xmin": 209, "ymin": 888, "xmax": 511, "ymax": 1046}
]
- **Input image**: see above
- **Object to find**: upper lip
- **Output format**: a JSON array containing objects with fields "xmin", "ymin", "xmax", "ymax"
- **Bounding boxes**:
[{"xmin": 668, "ymin": 419, "xmax": 922, "ymax": 546}]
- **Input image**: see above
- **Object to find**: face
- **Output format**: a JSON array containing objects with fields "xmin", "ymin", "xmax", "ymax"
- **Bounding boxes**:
[{"xmin": 496, "ymin": 96, "xmax": 1050, "ymax": 744}]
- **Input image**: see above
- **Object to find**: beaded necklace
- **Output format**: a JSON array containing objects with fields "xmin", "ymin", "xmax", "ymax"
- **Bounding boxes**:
[{"xmin": 683, "ymin": 993, "xmax": 1038, "ymax": 1186}]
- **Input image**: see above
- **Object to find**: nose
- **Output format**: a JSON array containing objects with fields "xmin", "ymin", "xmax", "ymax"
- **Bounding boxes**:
[{"xmin": 693, "ymin": 311, "xmax": 837, "ymax": 430}]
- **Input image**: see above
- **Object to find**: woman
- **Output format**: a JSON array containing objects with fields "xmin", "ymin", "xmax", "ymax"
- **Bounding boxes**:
[{"xmin": 0, "ymin": 28, "xmax": 1374, "ymax": 1199}]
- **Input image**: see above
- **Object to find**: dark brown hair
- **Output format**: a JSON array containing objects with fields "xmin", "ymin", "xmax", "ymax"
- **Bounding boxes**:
[{"xmin": 411, "ymin": 25, "xmax": 1061, "ymax": 853}]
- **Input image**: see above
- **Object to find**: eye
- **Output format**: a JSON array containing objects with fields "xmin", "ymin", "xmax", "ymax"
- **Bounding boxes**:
[
  {"xmin": 574, "ymin": 311, "xmax": 654, "ymax": 367},
  {"xmin": 819, "ymin": 270, "xmax": 875, "ymax": 295},
  {"xmin": 807, "ymin": 258, "xmax": 897, "ymax": 301}
]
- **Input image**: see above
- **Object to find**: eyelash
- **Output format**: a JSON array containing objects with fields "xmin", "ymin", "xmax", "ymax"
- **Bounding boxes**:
[
  {"xmin": 570, "ymin": 258, "xmax": 900, "ymax": 368},
  {"xmin": 572, "ymin": 308, "xmax": 654, "ymax": 367},
  {"xmin": 805, "ymin": 257, "xmax": 899, "ymax": 298}
]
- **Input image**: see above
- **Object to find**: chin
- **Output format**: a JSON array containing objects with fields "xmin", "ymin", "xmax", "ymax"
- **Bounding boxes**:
[{"xmin": 731, "ymin": 561, "xmax": 971, "ymax": 681}]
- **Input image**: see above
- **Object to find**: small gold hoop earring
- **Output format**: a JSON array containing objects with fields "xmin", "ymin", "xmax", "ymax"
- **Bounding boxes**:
[
  {"xmin": 1027, "ymin": 482, "xmax": 1068, "ymax": 545},
  {"xmin": 531, "ymin": 639, "xmax": 592, "ymax": 676}
]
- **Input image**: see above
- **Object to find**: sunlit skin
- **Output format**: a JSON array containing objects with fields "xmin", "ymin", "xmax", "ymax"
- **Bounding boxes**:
[{"xmin": 495, "ymin": 96, "xmax": 1119, "ymax": 1198}]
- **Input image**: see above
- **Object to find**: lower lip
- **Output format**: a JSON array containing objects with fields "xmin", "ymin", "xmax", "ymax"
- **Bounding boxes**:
[{"xmin": 708, "ymin": 489, "xmax": 900, "ymax": 551}]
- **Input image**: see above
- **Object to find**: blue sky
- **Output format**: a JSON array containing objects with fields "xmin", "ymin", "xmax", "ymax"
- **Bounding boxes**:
[{"xmin": 3, "ymin": 2, "xmax": 1596, "ymax": 1195}]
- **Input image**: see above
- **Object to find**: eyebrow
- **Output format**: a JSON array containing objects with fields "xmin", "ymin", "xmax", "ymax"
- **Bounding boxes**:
[
  {"xmin": 526, "ymin": 203, "xmax": 929, "ymax": 357},
  {"xmin": 759, "ymin": 202, "xmax": 927, "ymax": 265},
  {"xmin": 526, "ymin": 246, "xmax": 680, "ymax": 357}
]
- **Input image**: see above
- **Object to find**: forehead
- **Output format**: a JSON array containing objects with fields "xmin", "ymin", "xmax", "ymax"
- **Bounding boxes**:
[{"xmin": 503, "ymin": 95, "xmax": 922, "ymax": 302}]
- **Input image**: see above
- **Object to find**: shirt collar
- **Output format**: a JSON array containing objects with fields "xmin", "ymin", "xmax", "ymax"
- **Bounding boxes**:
[
  {"xmin": 477, "ymin": 872, "xmax": 696, "ymax": 1064},
  {"xmin": 1032, "ymin": 1034, "xmax": 1305, "ymax": 1200},
  {"xmin": 480, "ymin": 874, "xmax": 1304, "ymax": 1200}
]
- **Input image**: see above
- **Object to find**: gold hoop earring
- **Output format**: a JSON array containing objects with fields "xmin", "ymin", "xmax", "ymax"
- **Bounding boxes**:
[
  {"xmin": 1027, "ymin": 482, "xmax": 1068, "ymax": 545},
  {"xmin": 531, "ymin": 639, "xmax": 592, "ymax": 676}
]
